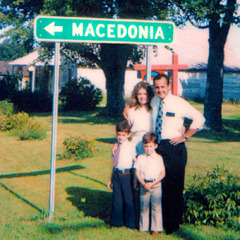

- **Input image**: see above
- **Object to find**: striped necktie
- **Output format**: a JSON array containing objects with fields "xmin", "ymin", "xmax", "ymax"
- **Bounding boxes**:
[
  {"xmin": 155, "ymin": 100, "xmax": 163, "ymax": 143},
  {"xmin": 113, "ymin": 143, "xmax": 121, "ymax": 168}
]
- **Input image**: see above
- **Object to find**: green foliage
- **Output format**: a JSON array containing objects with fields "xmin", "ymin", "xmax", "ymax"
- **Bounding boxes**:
[
  {"xmin": 1, "ymin": 72, "xmax": 52, "ymax": 114},
  {"xmin": 0, "ymin": 39, "xmax": 25, "ymax": 60},
  {"xmin": 0, "ymin": 1, "xmax": 40, "ymax": 54},
  {"xmin": 60, "ymin": 78, "xmax": 103, "ymax": 111},
  {"xmin": 11, "ymin": 90, "xmax": 52, "ymax": 113},
  {"xmin": 0, "ymin": 74, "xmax": 19, "ymax": 101},
  {"xmin": 184, "ymin": 166, "xmax": 240, "ymax": 230},
  {"xmin": 58, "ymin": 136, "xmax": 94, "ymax": 160},
  {"xmin": 7, "ymin": 112, "xmax": 30, "ymax": 130},
  {"xmin": 12, "ymin": 119, "xmax": 47, "ymax": 140},
  {"xmin": 0, "ymin": 100, "xmax": 14, "ymax": 116},
  {"xmin": 0, "ymin": 100, "xmax": 47, "ymax": 140},
  {"xmin": 0, "ymin": 101, "xmax": 19, "ymax": 131},
  {"xmin": 168, "ymin": 0, "xmax": 239, "ymax": 27}
]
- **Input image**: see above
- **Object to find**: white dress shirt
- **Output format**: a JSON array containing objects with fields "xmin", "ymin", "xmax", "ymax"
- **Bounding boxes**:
[
  {"xmin": 113, "ymin": 140, "xmax": 136, "ymax": 170},
  {"xmin": 134, "ymin": 151, "xmax": 165, "ymax": 181},
  {"xmin": 151, "ymin": 93, "xmax": 205, "ymax": 139},
  {"xmin": 128, "ymin": 106, "xmax": 152, "ymax": 135},
  {"xmin": 128, "ymin": 106, "xmax": 152, "ymax": 154}
]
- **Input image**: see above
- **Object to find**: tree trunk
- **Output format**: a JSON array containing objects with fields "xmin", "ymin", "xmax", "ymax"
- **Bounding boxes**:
[
  {"xmin": 203, "ymin": 0, "xmax": 236, "ymax": 132},
  {"xmin": 204, "ymin": 26, "xmax": 226, "ymax": 132},
  {"xmin": 100, "ymin": 44, "xmax": 133, "ymax": 117}
]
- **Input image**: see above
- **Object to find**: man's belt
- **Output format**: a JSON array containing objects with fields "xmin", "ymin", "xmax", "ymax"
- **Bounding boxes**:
[
  {"xmin": 114, "ymin": 168, "xmax": 132, "ymax": 175},
  {"xmin": 144, "ymin": 179, "xmax": 155, "ymax": 183}
]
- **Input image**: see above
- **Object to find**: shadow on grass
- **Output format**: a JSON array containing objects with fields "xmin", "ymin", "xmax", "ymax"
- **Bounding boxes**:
[
  {"xmin": 95, "ymin": 138, "xmax": 116, "ymax": 144},
  {"xmin": 223, "ymin": 119, "xmax": 240, "ymax": 132},
  {"xmin": 193, "ymin": 128, "xmax": 240, "ymax": 142},
  {"xmin": 58, "ymin": 114, "xmax": 120, "ymax": 125},
  {"xmin": 0, "ymin": 165, "xmax": 85, "ymax": 179},
  {"xmin": 184, "ymin": 118, "xmax": 240, "ymax": 142},
  {"xmin": 31, "ymin": 107, "xmax": 121, "ymax": 125},
  {"xmin": 66, "ymin": 187, "xmax": 112, "ymax": 224},
  {"xmin": 45, "ymin": 221, "xmax": 106, "ymax": 234},
  {"xmin": 0, "ymin": 165, "xmax": 85, "ymax": 216},
  {"xmin": 69, "ymin": 171, "xmax": 107, "ymax": 187},
  {"xmin": 0, "ymin": 181, "xmax": 44, "ymax": 214},
  {"xmin": 56, "ymin": 107, "xmax": 121, "ymax": 125}
]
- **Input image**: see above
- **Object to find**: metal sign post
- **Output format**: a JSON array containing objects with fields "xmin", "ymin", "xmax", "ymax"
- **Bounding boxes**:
[
  {"xmin": 48, "ymin": 42, "xmax": 60, "ymax": 221},
  {"xmin": 146, "ymin": 45, "xmax": 152, "ymax": 83}
]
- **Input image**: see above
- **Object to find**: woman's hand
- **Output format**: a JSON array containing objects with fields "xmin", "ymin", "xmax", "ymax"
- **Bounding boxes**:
[
  {"xmin": 107, "ymin": 179, "xmax": 112, "ymax": 190},
  {"xmin": 123, "ymin": 104, "xmax": 131, "ymax": 124}
]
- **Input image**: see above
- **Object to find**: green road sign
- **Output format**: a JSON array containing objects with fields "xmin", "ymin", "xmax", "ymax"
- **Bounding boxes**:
[{"xmin": 34, "ymin": 16, "xmax": 174, "ymax": 44}]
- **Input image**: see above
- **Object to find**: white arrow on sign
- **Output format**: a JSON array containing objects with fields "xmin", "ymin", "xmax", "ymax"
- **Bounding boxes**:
[{"xmin": 44, "ymin": 22, "xmax": 63, "ymax": 36}]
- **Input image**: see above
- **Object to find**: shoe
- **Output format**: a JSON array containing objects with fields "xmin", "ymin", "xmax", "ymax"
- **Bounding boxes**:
[{"xmin": 151, "ymin": 231, "xmax": 158, "ymax": 236}]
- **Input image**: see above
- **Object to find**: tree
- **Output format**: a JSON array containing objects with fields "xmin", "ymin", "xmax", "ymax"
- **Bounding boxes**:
[
  {"xmin": 0, "ymin": 0, "xmax": 169, "ymax": 116},
  {"xmin": 0, "ymin": 39, "xmax": 25, "ymax": 60},
  {"xmin": 169, "ymin": 0, "xmax": 240, "ymax": 131}
]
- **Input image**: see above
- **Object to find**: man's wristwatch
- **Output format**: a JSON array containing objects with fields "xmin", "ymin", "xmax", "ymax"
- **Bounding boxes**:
[{"xmin": 184, "ymin": 135, "xmax": 188, "ymax": 140}]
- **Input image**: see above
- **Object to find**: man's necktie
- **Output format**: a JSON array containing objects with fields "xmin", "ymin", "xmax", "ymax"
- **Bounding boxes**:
[
  {"xmin": 113, "ymin": 143, "xmax": 121, "ymax": 168},
  {"xmin": 155, "ymin": 100, "xmax": 163, "ymax": 143}
]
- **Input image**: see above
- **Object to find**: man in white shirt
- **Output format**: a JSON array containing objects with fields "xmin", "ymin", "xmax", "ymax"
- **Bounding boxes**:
[{"xmin": 151, "ymin": 74, "xmax": 205, "ymax": 234}]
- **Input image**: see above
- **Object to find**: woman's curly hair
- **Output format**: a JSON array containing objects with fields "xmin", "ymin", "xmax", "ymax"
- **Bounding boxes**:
[{"xmin": 130, "ymin": 81, "xmax": 154, "ymax": 112}]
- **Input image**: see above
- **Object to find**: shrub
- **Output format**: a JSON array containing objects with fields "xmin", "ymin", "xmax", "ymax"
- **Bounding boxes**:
[
  {"xmin": 0, "ymin": 100, "xmax": 15, "ymax": 116},
  {"xmin": 0, "ymin": 74, "xmax": 19, "ymax": 101},
  {"xmin": 58, "ymin": 136, "xmax": 94, "ymax": 160},
  {"xmin": 183, "ymin": 166, "xmax": 240, "ymax": 230},
  {"xmin": 8, "ymin": 112, "xmax": 30, "ymax": 130},
  {"xmin": 12, "ymin": 119, "xmax": 47, "ymax": 140},
  {"xmin": 0, "ymin": 101, "xmax": 17, "ymax": 131},
  {"xmin": 10, "ymin": 90, "xmax": 52, "ymax": 113},
  {"xmin": 59, "ymin": 78, "xmax": 103, "ymax": 111},
  {"xmin": 0, "ymin": 101, "xmax": 47, "ymax": 140}
]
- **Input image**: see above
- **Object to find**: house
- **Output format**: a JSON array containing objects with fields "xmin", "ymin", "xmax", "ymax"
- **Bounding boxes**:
[
  {"xmin": 8, "ymin": 51, "xmax": 78, "ymax": 92},
  {"xmin": 0, "ymin": 60, "xmax": 13, "ymax": 79}
]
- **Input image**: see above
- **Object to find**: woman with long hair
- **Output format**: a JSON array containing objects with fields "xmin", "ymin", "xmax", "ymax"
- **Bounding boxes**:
[{"xmin": 124, "ymin": 81, "xmax": 154, "ymax": 155}]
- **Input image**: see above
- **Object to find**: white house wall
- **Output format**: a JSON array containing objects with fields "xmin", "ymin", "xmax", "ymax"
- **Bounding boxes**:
[
  {"xmin": 179, "ymin": 71, "xmax": 240, "ymax": 101},
  {"xmin": 223, "ymin": 73, "xmax": 240, "ymax": 101},
  {"xmin": 60, "ymin": 65, "xmax": 78, "ymax": 88},
  {"xmin": 178, "ymin": 71, "xmax": 206, "ymax": 100},
  {"xmin": 77, "ymin": 68, "xmax": 141, "ymax": 97}
]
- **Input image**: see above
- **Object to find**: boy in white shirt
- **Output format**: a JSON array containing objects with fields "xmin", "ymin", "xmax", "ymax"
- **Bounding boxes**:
[
  {"xmin": 107, "ymin": 120, "xmax": 136, "ymax": 229},
  {"xmin": 134, "ymin": 132, "xmax": 165, "ymax": 235}
]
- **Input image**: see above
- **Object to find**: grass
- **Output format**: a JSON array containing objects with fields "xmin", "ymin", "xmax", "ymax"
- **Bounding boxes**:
[{"xmin": 0, "ymin": 101, "xmax": 239, "ymax": 239}]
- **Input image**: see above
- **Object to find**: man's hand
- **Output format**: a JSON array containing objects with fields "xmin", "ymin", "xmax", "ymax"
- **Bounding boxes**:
[{"xmin": 169, "ymin": 136, "xmax": 186, "ymax": 146}]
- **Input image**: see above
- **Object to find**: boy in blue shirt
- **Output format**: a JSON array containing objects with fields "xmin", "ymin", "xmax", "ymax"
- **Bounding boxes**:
[{"xmin": 107, "ymin": 120, "xmax": 136, "ymax": 228}]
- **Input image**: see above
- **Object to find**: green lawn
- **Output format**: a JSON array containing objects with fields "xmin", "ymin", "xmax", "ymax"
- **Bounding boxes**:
[{"xmin": 0, "ymin": 102, "xmax": 239, "ymax": 240}]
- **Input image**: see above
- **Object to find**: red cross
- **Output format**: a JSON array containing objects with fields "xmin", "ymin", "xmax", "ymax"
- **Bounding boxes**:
[{"xmin": 133, "ymin": 54, "xmax": 188, "ymax": 96}]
